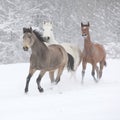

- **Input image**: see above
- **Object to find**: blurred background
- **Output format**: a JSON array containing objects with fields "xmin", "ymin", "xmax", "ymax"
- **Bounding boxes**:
[{"xmin": 0, "ymin": 0, "xmax": 120, "ymax": 64}]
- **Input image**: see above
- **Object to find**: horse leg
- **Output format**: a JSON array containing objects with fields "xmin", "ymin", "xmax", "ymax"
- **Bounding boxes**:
[
  {"xmin": 49, "ymin": 71, "xmax": 55, "ymax": 84},
  {"xmin": 55, "ymin": 67, "xmax": 64, "ymax": 84},
  {"xmin": 95, "ymin": 65, "xmax": 100, "ymax": 80},
  {"xmin": 99, "ymin": 61, "xmax": 104, "ymax": 79},
  {"xmin": 25, "ymin": 68, "xmax": 36, "ymax": 93},
  {"xmin": 79, "ymin": 50, "xmax": 83, "ymax": 65},
  {"xmin": 91, "ymin": 64, "xmax": 98, "ymax": 83},
  {"xmin": 81, "ymin": 61, "xmax": 87, "ymax": 84},
  {"xmin": 36, "ymin": 70, "xmax": 46, "ymax": 92}
]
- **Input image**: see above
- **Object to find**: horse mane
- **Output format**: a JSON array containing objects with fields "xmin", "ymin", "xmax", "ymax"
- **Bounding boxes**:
[
  {"xmin": 23, "ymin": 27, "xmax": 45, "ymax": 42},
  {"xmin": 33, "ymin": 30, "xmax": 45, "ymax": 42},
  {"xmin": 23, "ymin": 27, "xmax": 32, "ymax": 33}
]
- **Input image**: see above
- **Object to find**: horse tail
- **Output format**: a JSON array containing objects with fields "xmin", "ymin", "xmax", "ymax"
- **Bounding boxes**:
[
  {"xmin": 67, "ymin": 53, "xmax": 74, "ymax": 71},
  {"xmin": 104, "ymin": 61, "xmax": 107, "ymax": 66}
]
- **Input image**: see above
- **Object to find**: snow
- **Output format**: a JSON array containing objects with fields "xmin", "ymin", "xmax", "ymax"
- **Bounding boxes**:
[
  {"xmin": 0, "ymin": 1, "xmax": 120, "ymax": 119},
  {"xmin": 0, "ymin": 59, "xmax": 120, "ymax": 120}
]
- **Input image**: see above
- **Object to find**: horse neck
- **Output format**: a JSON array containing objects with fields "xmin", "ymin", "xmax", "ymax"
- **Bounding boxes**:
[
  {"xmin": 31, "ymin": 33, "xmax": 48, "ymax": 55},
  {"xmin": 84, "ymin": 32, "xmax": 92, "ymax": 50},
  {"xmin": 50, "ymin": 32, "xmax": 58, "ymax": 44}
]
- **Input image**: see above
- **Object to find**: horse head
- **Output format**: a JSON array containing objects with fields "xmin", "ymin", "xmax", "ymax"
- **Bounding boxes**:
[
  {"xmin": 42, "ymin": 21, "xmax": 53, "ymax": 41},
  {"xmin": 81, "ymin": 22, "xmax": 90, "ymax": 38},
  {"xmin": 23, "ymin": 27, "xmax": 35, "ymax": 51}
]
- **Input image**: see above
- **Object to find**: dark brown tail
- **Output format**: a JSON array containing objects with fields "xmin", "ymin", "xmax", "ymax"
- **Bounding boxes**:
[
  {"xmin": 104, "ymin": 61, "xmax": 107, "ymax": 66},
  {"xmin": 67, "ymin": 53, "xmax": 74, "ymax": 71}
]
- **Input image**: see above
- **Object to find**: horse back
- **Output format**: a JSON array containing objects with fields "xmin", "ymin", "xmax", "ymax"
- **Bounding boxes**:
[
  {"xmin": 93, "ymin": 43, "xmax": 106, "ymax": 61},
  {"xmin": 48, "ymin": 44, "xmax": 68, "ymax": 67}
]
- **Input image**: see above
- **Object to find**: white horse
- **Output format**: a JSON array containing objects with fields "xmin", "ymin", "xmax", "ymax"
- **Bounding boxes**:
[{"xmin": 42, "ymin": 21, "xmax": 82, "ymax": 79}]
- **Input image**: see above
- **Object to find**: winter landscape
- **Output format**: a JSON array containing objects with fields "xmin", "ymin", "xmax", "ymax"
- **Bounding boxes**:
[
  {"xmin": 0, "ymin": 0, "xmax": 120, "ymax": 63},
  {"xmin": 0, "ymin": 0, "xmax": 120, "ymax": 120},
  {"xmin": 0, "ymin": 59, "xmax": 120, "ymax": 120}
]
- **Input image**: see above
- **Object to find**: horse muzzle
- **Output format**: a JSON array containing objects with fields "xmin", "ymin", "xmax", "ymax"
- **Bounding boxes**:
[
  {"xmin": 23, "ymin": 46, "xmax": 29, "ymax": 51},
  {"xmin": 82, "ymin": 34, "xmax": 87, "ymax": 38},
  {"xmin": 82, "ymin": 34, "xmax": 87, "ymax": 37},
  {"xmin": 44, "ymin": 37, "xmax": 50, "ymax": 42}
]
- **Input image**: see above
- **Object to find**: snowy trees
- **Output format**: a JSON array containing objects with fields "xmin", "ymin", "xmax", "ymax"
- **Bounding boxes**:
[{"xmin": 0, "ymin": 0, "xmax": 120, "ymax": 64}]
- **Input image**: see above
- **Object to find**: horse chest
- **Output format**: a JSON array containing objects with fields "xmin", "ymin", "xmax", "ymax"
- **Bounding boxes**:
[
  {"xmin": 83, "ymin": 48, "xmax": 95, "ymax": 63},
  {"xmin": 83, "ymin": 47, "xmax": 94, "ymax": 56}
]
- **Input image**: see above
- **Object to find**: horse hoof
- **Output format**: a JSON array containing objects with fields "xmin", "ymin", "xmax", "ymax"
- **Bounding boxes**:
[
  {"xmin": 39, "ymin": 88, "xmax": 44, "ymax": 93},
  {"xmin": 54, "ymin": 81, "xmax": 58, "ymax": 85},
  {"xmin": 95, "ymin": 79, "xmax": 99, "ymax": 83},
  {"xmin": 51, "ymin": 82, "xmax": 56, "ymax": 86},
  {"xmin": 55, "ymin": 80, "xmax": 60, "ymax": 85},
  {"xmin": 25, "ymin": 88, "xmax": 28, "ymax": 93}
]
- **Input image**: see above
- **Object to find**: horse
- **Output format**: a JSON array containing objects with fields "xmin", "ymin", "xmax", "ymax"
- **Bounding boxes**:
[
  {"xmin": 23, "ymin": 27, "xmax": 73, "ymax": 93},
  {"xmin": 80, "ymin": 22, "xmax": 106, "ymax": 83},
  {"xmin": 42, "ymin": 21, "xmax": 82, "ymax": 78}
]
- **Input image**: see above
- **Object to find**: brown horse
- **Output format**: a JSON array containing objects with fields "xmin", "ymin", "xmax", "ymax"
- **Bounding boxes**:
[
  {"xmin": 81, "ymin": 22, "xmax": 106, "ymax": 83},
  {"xmin": 23, "ymin": 27, "xmax": 73, "ymax": 93}
]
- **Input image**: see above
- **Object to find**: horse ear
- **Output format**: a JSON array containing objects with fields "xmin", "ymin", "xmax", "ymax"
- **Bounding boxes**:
[
  {"xmin": 30, "ymin": 27, "xmax": 32, "ymax": 32},
  {"xmin": 23, "ymin": 27, "xmax": 26, "ymax": 33},
  {"xmin": 88, "ymin": 22, "xmax": 90, "ymax": 27},
  {"xmin": 81, "ymin": 22, "xmax": 83, "ymax": 27}
]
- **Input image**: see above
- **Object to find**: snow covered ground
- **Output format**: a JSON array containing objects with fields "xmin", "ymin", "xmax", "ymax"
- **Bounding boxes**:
[{"xmin": 0, "ymin": 59, "xmax": 120, "ymax": 120}]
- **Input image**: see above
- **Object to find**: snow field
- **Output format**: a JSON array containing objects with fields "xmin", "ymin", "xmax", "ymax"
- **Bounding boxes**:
[{"xmin": 0, "ymin": 59, "xmax": 120, "ymax": 120}]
